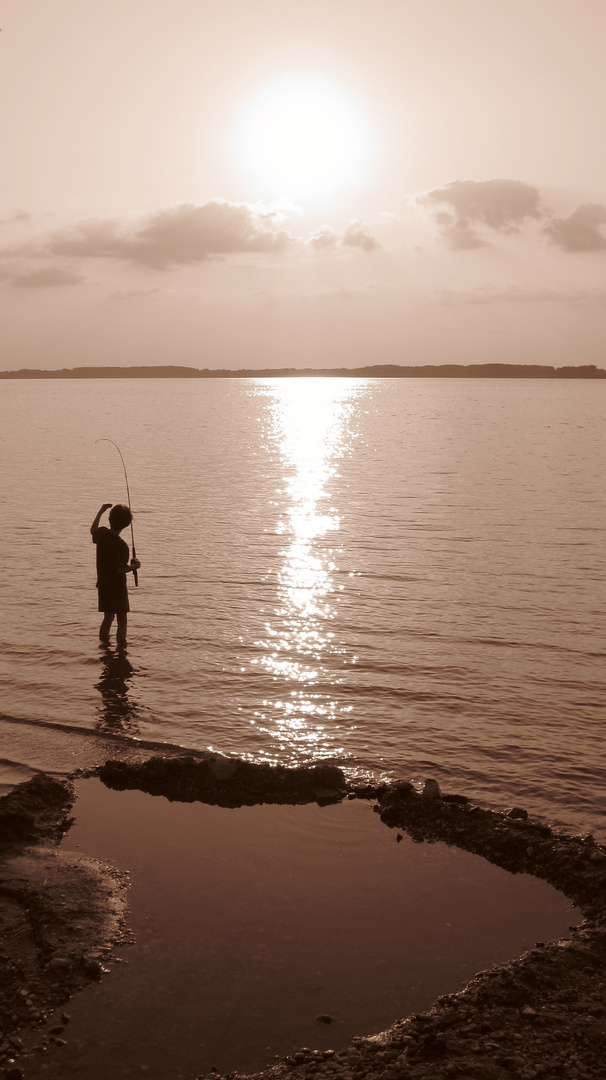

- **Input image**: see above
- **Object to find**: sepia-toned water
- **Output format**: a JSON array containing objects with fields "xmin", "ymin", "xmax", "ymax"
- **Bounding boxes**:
[{"xmin": 1, "ymin": 377, "xmax": 605, "ymax": 839}]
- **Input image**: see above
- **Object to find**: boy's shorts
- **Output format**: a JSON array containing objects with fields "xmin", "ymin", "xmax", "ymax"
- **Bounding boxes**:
[{"xmin": 97, "ymin": 585, "xmax": 129, "ymax": 614}]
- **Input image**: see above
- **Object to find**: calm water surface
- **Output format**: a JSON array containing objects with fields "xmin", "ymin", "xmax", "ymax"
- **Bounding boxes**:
[{"xmin": 1, "ymin": 378, "xmax": 605, "ymax": 838}]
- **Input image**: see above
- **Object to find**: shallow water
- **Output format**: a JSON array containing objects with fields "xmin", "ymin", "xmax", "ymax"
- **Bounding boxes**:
[
  {"xmin": 1, "ymin": 378, "xmax": 605, "ymax": 837},
  {"xmin": 18, "ymin": 778, "xmax": 577, "ymax": 1079}
]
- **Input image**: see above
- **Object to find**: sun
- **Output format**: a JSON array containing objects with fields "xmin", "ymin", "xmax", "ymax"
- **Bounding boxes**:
[{"xmin": 240, "ymin": 74, "xmax": 368, "ymax": 199}]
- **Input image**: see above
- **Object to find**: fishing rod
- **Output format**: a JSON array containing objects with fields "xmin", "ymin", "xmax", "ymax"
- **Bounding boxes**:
[{"xmin": 96, "ymin": 439, "xmax": 139, "ymax": 587}]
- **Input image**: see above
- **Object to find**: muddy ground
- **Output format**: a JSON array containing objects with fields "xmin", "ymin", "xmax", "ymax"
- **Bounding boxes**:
[{"xmin": 1, "ymin": 757, "xmax": 605, "ymax": 1080}]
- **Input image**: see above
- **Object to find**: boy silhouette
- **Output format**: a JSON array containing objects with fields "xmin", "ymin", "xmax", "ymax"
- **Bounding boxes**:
[{"xmin": 91, "ymin": 503, "xmax": 141, "ymax": 646}]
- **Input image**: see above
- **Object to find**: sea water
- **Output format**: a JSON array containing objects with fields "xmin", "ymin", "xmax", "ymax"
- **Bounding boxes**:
[{"xmin": 1, "ymin": 377, "xmax": 605, "ymax": 839}]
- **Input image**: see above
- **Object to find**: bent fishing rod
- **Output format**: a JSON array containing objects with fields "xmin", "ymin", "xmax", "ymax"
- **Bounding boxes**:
[{"xmin": 96, "ymin": 439, "xmax": 139, "ymax": 587}]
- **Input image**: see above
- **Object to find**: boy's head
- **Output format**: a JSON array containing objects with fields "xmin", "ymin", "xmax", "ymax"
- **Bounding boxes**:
[{"xmin": 109, "ymin": 504, "xmax": 132, "ymax": 531}]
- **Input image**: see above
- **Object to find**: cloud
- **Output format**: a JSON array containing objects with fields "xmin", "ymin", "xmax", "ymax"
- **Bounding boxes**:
[
  {"xmin": 544, "ymin": 203, "xmax": 606, "ymax": 252},
  {"xmin": 309, "ymin": 226, "xmax": 339, "ymax": 250},
  {"xmin": 49, "ymin": 200, "xmax": 293, "ymax": 268},
  {"xmin": 1, "ymin": 210, "xmax": 32, "ymax": 226},
  {"xmin": 107, "ymin": 287, "xmax": 161, "ymax": 301},
  {"xmin": 341, "ymin": 218, "xmax": 380, "ymax": 252},
  {"xmin": 308, "ymin": 219, "xmax": 379, "ymax": 253},
  {"xmin": 436, "ymin": 284, "xmax": 606, "ymax": 305},
  {"xmin": 419, "ymin": 179, "xmax": 543, "ymax": 248},
  {"xmin": 11, "ymin": 267, "xmax": 83, "ymax": 288}
]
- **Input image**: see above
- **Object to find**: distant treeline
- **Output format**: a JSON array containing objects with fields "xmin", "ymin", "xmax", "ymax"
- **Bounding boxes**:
[{"xmin": 1, "ymin": 363, "xmax": 606, "ymax": 379}]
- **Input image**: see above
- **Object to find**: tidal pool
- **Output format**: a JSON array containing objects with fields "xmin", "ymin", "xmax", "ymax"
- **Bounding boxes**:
[{"xmin": 25, "ymin": 779, "xmax": 579, "ymax": 1079}]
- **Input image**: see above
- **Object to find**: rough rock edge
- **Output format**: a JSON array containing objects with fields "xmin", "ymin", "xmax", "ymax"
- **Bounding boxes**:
[{"xmin": 95, "ymin": 754, "xmax": 349, "ymax": 806}]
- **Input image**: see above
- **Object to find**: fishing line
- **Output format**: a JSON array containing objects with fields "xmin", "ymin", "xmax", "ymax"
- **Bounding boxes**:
[{"xmin": 96, "ymin": 439, "xmax": 139, "ymax": 587}]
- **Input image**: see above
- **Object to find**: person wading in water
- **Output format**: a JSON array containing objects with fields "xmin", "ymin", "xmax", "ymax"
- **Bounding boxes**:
[{"xmin": 91, "ymin": 503, "xmax": 141, "ymax": 647}]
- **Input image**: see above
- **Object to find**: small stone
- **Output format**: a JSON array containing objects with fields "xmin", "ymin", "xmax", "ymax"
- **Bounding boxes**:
[
  {"xmin": 83, "ymin": 958, "xmax": 103, "ymax": 979},
  {"xmin": 422, "ymin": 778, "xmax": 442, "ymax": 800},
  {"xmin": 53, "ymin": 1038, "xmax": 67, "ymax": 1048},
  {"xmin": 46, "ymin": 957, "xmax": 71, "ymax": 974},
  {"xmin": 49, "ymin": 1026, "xmax": 64, "ymax": 1036},
  {"xmin": 521, "ymin": 1006, "xmax": 537, "ymax": 1019},
  {"xmin": 396, "ymin": 834, "xmax": 403, "ymax": 843},
  {"xmin": 506, "ymin": 1056, "xmax": 526, "ymax": 1070},
  {"xmin": 316, "ymin": 1014, "xmax": 333, "ymax": 1024}
]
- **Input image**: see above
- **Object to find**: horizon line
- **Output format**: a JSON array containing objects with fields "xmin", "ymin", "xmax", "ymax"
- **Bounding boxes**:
[{"xmin": 1, "ymin": 362, "xmax": 606, "ymax": 380}]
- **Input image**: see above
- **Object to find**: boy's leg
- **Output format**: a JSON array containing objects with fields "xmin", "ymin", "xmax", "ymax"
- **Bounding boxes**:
[
  {"xmin": 99, "ymin": 613, "xmax": 114, "ymax": 642},
  {"xmin": 116, "ymin": 613, "xmax": 128, "ymax": 647}
]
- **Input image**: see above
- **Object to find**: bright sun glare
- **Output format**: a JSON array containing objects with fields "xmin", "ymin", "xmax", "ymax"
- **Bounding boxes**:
[{"xmin": 241, "ymin": 75, "xmax": 368, "ymax": 198}]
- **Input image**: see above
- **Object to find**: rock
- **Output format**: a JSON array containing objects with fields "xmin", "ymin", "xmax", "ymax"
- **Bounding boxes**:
[
  {"xmin": 316, "ymin": 1014, "xmax": 333, "ymax": 1024},
  {"xmin": 208, "ymin": 758, "xmax": 239, "ymax": 781},
  {"xmin": 83, "ymin": 957, "xmax": 103, "ymax": 979},
  {"xmin": 586, "ymin": 1018, "xmax": 606, "ymax": 1044},
  {"xmin": 392, "ymin": 781, "xmax": 415, "ymax": 796},
  {"xmin": 421, "ymin": 779, "xmax": 442, "ymax": 801},
  {"xmin": 396, "ymin": 834, "xmax": 403, "ymax": 843},
  {"xmin": 520, "ymin": 1006, "xmax": 537, "ymax": 1019},
  {"xmin": 46, "ymin": 957, "xmax": 71, "ymax": 974},
  {"xmin": 508, "ymin": 808, "xmax": 529, "ymax": 820},
  {"xmin": 314, "ymin": 787, "xmax": 341, "ymax": 801},
  {"xmin": 49, "ymin": 1025, "xmax": 64, "ymax": 1036}
]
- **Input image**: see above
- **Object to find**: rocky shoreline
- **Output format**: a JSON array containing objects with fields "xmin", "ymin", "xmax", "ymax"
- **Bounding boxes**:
[{"xmin": 1, "ymin": 756, "xmax": 605, "ymax": 1080}]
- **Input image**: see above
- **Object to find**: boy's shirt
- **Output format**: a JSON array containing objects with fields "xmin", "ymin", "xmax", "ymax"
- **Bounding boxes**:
[{"xmin": 92, "ymin": 526, "xmax": 129, "ymax": 588}]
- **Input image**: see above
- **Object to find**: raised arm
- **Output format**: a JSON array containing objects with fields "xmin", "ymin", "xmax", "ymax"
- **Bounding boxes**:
[{"xmin": 90, "ymin": 503, "xmax": 112, "ymax": 535}]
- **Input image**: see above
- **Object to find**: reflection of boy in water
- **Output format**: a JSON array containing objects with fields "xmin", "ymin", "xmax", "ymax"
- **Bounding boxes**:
[{"xmin": 90, "ymin": 503, "xmax": 141, "ymax": 647}]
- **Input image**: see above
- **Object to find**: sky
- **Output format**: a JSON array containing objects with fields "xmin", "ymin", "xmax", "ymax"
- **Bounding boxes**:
[{"xmin": 1, "ymin": 0, "xmax": 606, "ymax": 370}]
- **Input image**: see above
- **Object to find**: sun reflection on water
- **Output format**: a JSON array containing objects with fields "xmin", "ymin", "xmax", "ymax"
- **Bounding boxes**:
[{"xmin": 247, "ymin": 378, "xmax": 363, "ymax": 764}]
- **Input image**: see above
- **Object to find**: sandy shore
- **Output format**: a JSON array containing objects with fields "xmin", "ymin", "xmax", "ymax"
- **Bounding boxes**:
[{"xmin": 0, "ymin": 758, "xmax": 605, "ymax": 1080}]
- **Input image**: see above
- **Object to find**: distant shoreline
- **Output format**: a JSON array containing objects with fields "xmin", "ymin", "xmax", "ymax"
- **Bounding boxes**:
[{"xmin": 1, "ymin": 363, "xmax": 606, "ymax": 379}]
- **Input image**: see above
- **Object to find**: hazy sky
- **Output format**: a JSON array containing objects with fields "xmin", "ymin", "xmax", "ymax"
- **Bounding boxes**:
[{"xmin": 2, "ymin": 0, "xmax": 606, "ymax": 369}]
